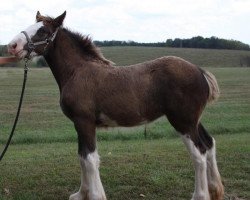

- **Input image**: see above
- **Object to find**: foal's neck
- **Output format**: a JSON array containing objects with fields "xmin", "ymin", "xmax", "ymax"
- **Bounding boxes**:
[{"xmin": 44, "ymin": 29, "xmax": 87, "ymax": 90}]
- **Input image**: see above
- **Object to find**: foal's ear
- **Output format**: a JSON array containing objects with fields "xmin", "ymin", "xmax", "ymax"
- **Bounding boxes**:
[
  {"xmin": 53, "ymin": 11, "xmax": 66, "ymax": 27},
  {"xmin": 36, "ymin": 11, "xmax": 43, "ymax": 22}
]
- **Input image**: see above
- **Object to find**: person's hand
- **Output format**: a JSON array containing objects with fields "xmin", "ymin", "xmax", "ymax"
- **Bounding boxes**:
[{"xmin": 0, "ymin": 56, "xmax": 20, "ymax": 64}]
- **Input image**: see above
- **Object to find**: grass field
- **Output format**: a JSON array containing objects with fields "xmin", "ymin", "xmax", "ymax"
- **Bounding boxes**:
[
  {"xmin": 101, "ymin": 46, "xmax": 250, "ymax": 68},
  {"xmin": 0, "ymin": 47, "xmax": 250, "ymax": 200}
]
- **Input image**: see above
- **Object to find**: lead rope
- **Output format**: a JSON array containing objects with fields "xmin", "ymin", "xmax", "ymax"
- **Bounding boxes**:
[{"xmin": 0, "ymin": 59, "xmax": 29, "ymax": 161}]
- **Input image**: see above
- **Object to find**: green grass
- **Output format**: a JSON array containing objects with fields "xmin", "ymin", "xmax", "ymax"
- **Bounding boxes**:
[
  {"xmin": 0, "ymin": 47, "xmax": 250, "ymax": 199},
  {"xmin": 0, "ymin": 134, "xmax": 249, "ymax": 200}
]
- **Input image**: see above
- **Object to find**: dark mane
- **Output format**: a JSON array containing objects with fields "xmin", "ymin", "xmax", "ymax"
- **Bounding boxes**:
[{"xmin": 62, "ymin": 28, "xmax": 113, "ymax": 65}]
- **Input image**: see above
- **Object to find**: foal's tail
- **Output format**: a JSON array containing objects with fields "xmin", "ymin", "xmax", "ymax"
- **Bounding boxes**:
[{"xmin": 203, "ymin": 71, "xmax": 220, "ymax": 103}]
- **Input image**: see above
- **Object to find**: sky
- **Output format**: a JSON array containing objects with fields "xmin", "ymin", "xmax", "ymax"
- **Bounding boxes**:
[{"xmin": 0, "ymin": 0, "xmax": 249, "ymax": 45}]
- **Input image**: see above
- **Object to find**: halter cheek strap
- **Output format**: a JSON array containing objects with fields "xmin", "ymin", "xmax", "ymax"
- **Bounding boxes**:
[{"xmin": 21, "ymin": 28, "xmax": 59, "ymax": 59}]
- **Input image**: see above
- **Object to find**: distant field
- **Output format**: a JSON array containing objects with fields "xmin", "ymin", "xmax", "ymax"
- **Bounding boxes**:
[
  {"xmin": 2, "ymin": 46, "xmax": 250, "ymax": 68},
  {"xmin": 101, "ymin": 46, "xmax": 250, "ymax": 67},
  {"xmin": 0, "ymin": 47, "xmax": 249, "ymax": 199}
]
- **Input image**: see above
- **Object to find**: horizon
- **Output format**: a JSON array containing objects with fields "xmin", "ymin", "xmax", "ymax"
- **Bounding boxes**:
[
  {"xmin": 1, "ymin": 35, "xmax": 249, "ymax": 47},
  {"xmin": 93, "ymin": 35, "xmax": 250, "ymax": 45}
]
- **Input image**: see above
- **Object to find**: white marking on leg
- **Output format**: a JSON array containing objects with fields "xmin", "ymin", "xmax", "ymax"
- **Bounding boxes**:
[
  {"xmin": 69, "ymin": 156, "xmax": 88, "ymax": 200},
  {"xmin": 206, "ymin": 138, "xmax": 224, "ymax": 199},
  {"xmin": 84, "ymin": 150, "xmax": 106, "ymax": 199},
  {"xmin": 181, "ymin": 135, "xmax": 210, "ymax": 200},
  {"xmin": 70, "ymin": 150, "xmax": 106, "ymax": 200}
]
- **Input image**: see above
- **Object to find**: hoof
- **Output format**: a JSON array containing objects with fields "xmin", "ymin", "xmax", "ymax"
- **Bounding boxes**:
[
  {"xmin": 209, "ymin": 183, "xmax": 224, "ymax": 200},
  {"xmin": 91, "ymin": 195, "xmax": 107, "ymax": 200},
  {"xmin": 191, "ymin": 193, "xmax": 210, "ymax": 200},
  {"xmin": 69, "ymin": 191, "xmax": 106, "ymax": 200},
  {"xmin": 69, "ymin": 191, "xmax": 87, "ymax": 200}
]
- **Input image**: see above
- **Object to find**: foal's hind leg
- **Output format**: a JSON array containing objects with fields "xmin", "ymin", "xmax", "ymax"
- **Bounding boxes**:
[
  {"xmin": 181, "ymin": 133, "xmax": 210, "ymax": 200},
  {"xmin": 198, "ymin": 124, "xmax": 224, "ymax": 200},
  {"xmin": 206, "ymin": 138, "xmax": 224, "ymax": 200},
  {"xmin": 69, "ymin": 119, "xmax": 106, "ymax": 200}
]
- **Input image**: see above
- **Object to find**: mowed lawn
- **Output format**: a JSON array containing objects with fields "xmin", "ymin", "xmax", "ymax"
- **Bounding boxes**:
[{"xmin": 0, "ymin": 47, "xmax": 250, "ymax": 200}]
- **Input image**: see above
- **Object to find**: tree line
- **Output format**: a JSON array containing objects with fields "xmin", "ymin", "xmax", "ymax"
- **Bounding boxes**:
[
  {"xmin": 1, "ymin": 36, "xmax": 249, "ymax": 56},
  {"xmin": 95, "ymin": 36, "xmax": 250, "ymax": 51}
]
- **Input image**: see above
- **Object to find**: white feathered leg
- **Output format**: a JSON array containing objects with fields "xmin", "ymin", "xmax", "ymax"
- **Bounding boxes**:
[
  {"xmin": 206, "ymin": 138, "xmax": 224, "ymax": 200},
  {"xmin": 181, "ymin": 135, "xmax": 210, "ymax": 200},
  {"xmin": 69, "ymin": 150, "xmax": 106, "ymax": 200}
]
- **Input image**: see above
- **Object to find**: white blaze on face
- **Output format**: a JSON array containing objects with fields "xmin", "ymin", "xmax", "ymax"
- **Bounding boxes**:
[{"xmin": 8, "ymin": 22, "xmax": 44, "ymax": 58}]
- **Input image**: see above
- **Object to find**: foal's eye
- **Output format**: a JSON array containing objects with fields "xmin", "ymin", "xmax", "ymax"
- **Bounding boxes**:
[{"xmin": 37, "ymin": 28, "xmax": 49, "ymax": 36}]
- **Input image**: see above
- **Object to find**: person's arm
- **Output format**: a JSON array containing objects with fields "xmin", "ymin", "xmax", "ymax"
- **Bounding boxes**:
[{"xmin": 0, "ymin": 56, "xmax": 20, "ymax": 64}]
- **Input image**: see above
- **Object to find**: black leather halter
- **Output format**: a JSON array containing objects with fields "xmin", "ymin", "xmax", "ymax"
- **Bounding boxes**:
[{"xmin": 21, "ymin": 28, "xmax": 59, "ymax": 59}]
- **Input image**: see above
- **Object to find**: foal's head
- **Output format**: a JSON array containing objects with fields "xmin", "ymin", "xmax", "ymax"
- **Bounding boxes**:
[{"xmin": 8, "ymin": 11, "xmax": 66, "ymax": 59}]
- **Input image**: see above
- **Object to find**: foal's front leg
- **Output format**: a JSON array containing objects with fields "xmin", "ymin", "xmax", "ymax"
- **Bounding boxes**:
[{"xmin": 69, "ymin": 119, "xmax": 106, "ymax": 200}]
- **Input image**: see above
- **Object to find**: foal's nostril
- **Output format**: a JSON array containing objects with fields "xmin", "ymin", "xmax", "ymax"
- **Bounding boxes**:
[
  {"xmin": 8, "ymin": 42, "xmax": 18, "ymax": 54},
  {"xmin": 11, "ymin": 43, "xmax": 17, "ymax": 49}
]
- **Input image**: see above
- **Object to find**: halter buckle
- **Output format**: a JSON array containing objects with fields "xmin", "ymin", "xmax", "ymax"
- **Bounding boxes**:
[{"xmin": 27, "ymin": 42, "xmax": 35, "ymax": 51}]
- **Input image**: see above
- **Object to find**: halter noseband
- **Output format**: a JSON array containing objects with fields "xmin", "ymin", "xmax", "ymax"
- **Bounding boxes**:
[{"xmin": 21, "ymin": 28, "xmax": 59, "ymax": 59}]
